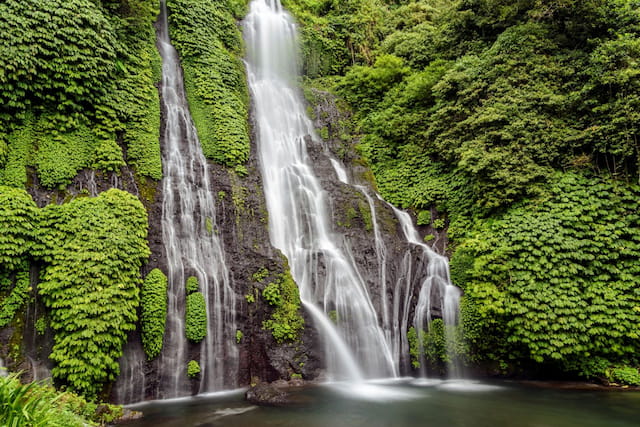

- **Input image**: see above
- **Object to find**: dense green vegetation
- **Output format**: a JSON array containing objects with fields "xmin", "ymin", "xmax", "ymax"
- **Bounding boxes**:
[
  {"xmin": 0, "ymin": 268, "xmax": 30, "ymax": 328},
  {"xmin": 0, "ymin": 188, "xmax": 149, "ymax": 399},
  {"xmin": 187, "ymin": 359, "xmax": 201, "ymax": 379},
  {"xmin": 36, "ymin": 189, "xmax": 150, "ymax": 398},
  {"xmin": 185, "ymin": 290, "xmax": 207, "ymax": 343},
  {"xmin": 452, "ymin": 174, "xmax": 640, "ymax": 377},
  {"xmin": 290, "ymin": 0, "xmax": 640, "ymax": 382},
  {"xmin": 141, "ymin": 268, "xmax": 168, "ymax": 360},
  {"xmin": 186, "ymin": 276, "xmax": 199, "ymax": 294},
  {"xmin": 167, "ymin": 0, "xmax": 250, "ymax": 174},
  {"xmin": 0, "ymin": 374, "xmax": 123, "ymax": 426},
  {"xmin": 0, "ymin": 0, "xmax": 162, "ymax": 188},
  {"xmin": 261, "ymin": 271, "xmax": 305, "ymax": 343}
]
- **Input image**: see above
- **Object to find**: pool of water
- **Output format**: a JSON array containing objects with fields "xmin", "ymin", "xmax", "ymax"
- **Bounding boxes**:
[{"xmin": 124, "ymin": 379, "xmax": 640, "ymax": 427}]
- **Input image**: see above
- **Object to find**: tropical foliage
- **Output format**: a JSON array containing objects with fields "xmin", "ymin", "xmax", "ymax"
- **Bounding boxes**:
[
  {"xmin": 0, "ymin": 374, "xmax": 123, "ymax": 426},
  {"xmin": 185, "ymin": 292, "xmax": 207, "ymax": 343},
  {"xmin": 35, "ymin": 189, "xmax": 150, "ymax": 398},
  {"xmin": 141, "ymin": 268, "xmax": 168, "ymax": 360},
  {"xmin": 293, "ymin": 0, "xmax": 640, "ymax": 379},
  {"xmin": 262, "ymin": 271, "xmax": 305, "ymax": 343},
  {"xmin": 0, "ymin": 0, "xmax": 162, "ymax": 187},
  {"xmin": 167, "ymin": 0, "xmax": 250, "ymax": 174}
]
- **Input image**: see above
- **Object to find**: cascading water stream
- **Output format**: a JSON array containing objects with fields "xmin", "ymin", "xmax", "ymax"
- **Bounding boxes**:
[
  {"xmin": 332, "ymin": 154, "xmax": 461, "ymax": 377},
  {"xmin": 390, "ymin": 205, "xmax": 463, "ymax": 377},
  {"xmin": 115, "ymin": 0, "xmax": 238, "ymax": 402},
  {"xmin": 244, "ymin": 0, "xmax": 396, "ymax": 381},
  {"xmin": 156, "ymin": 0, "xmax": 238, "ymax": 397}
]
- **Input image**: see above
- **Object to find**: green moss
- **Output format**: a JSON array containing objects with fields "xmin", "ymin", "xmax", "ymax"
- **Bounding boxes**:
[
  {"xmin": 328, "ymin": 310, "xmax": 338, "ymax": 323},
  {"xmin": 262, "ymin": 271, "xmax": 305, "ymax": 343},
  {"xmin": 186, "ymin": 276, "xmax": 199, "ymax": 294},
  {"xmin": 187, "ymin": 360, "xmax": 201, "ymax": 379},
  {"xmin": 185, "ymin": 292, "xmax": 207, "ymax": 343},
  {"xmin": 141, "ymin": 269, "xmax": 168, "ymax": 360},
  {"xmin": 358, "ymin": 200, "xmax": 373, "ymax": 232},
  {"xmin": 236, "ymin": 330, "xmax": 243, "ymax": 344},
  {"xmin": 167, "ymin": 0, "xmax": 250, "ymax": 172},
  {"xmin": 338, "ymin": 204, "xmax": 359, "ymax": 228}
]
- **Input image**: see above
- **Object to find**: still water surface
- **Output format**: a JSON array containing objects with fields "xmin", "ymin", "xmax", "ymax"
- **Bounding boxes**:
[{"xmin": 125, "ymin": 379, "xmax": 639, "ymax": 427}]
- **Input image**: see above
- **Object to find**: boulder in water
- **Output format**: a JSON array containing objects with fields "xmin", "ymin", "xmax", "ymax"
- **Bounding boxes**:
[{"xmin": 245, "ymin": 379, "xmax": 309, "ymax": 406}]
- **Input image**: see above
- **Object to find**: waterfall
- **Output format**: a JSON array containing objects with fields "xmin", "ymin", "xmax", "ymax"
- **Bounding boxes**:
[
  {"xmin": 115, "ymin": 0, "xmax": 238, "ymax": 402},
  {"xmin": 156, "ymin": 0, "xmax": 238, "ymax": 396},
  {"xmin": 331, "ymin": 154, "xmax": 460, "ymax": 377},
  {"xmin": 244, "ymin": 0, "xmax": 396, "ymax": 380},
  {"xmin": 390, "ymin": 206, "xmax": 463, "ymax": 377}
]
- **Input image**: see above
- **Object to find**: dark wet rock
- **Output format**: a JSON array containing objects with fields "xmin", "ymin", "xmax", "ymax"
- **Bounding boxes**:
[{"xmin": 245, "ymin": 379, "xmax": 311, "ymax": 406}]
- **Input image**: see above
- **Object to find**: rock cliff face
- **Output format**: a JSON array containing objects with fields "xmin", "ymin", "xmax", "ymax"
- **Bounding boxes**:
[
  {"xmin": 2, "ymin": 83, "xmax": 449, "ymax": 399},
  {"xmin": 0, "ymin": 83, "xmax": 448, "ymax": 401},
  {"xmin": 302, "ymin": 88, "xmax": 446, "ymax": 375},
  {"xmin": 0, "ymin": 60, "xmax": 451, "ymax": 405}
]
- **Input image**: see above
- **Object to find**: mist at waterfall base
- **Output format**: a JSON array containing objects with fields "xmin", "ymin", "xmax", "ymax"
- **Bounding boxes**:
[{"xmin": 124, "ymin": 380, "xmax": 640, "ymax": 427}]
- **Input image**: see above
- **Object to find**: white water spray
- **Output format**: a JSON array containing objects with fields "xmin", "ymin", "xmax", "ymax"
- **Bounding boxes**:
[
  {"xmin": 156, "ymin": 0, "xmax": 238, "ymax": 397},
  {"xmin": 244, "ymin": 0, "xmax": 396, "ymax": 380},
  {"xmin": 116, "ymin": 1, "xmax": 238, "ymax": 402},
  {"xmin": 391, "ymin": 206, "xmax": 463, "ymax": 377}
]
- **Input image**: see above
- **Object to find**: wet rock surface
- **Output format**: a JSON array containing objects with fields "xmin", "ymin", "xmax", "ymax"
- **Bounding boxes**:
[{"xmin": 245, "ymin": 378, "xmax": 311, "ymax": 406}]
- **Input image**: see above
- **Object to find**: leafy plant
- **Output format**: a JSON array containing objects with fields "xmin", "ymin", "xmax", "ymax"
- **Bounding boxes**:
[
  {"xmin": 167, "ymin": 0, "xmax": 250, "ymax": 172},
  {"xmin": 185, "ymin": 292, "xmax": 207, "ymax": 343},
  {"xmin": 187, "ymin": 360, "xmax": 201, "ymax": 379},
  {"xmin": 35, "ymin": 189, "xmax": 150, "ymax": 398},
  {"xmin": 453, "ymin": 173, "xmax": 640, "ymax": 370},
  {"xmin": 141, "ymin": 268, "xmax": 168, "ymax": 360},
  {"xmin": 251, "ymin": 267, "xmax": 269, "ymax": 283},
  {"xmin": 262, "ymin": 271, "xmax": 305, "ymax": 343},
  {"xmin": 0, "ymin": 373, "xmax": 105, "ymax": 426},
  {"xmin": 0, "ymin": 186, "xmax": 39, "ymax": 271},
  {"xmin": 609, "ymin": 366, "xmax": 640, "ymax": 386},
  {"xmin": 186, "ymin": 276, "xmax": 199, "ymax": 294},
  {"xmin": 0, "ymin": 268, "xmax": 30, "ymax": 328}
]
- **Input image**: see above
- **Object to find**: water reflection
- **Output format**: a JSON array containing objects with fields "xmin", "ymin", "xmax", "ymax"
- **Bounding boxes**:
[{"xmin": 125, "ymin": 380, "xmax": 640, "ymax": 427}]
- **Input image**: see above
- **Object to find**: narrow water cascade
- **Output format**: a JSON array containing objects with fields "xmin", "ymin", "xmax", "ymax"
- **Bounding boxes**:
[
  {"xmin": 330, "ymin": 152, "xmax": 460, "ymax": 377},
  {"xmin": 244, "ymin": 0, "xmax": 396, "ymax": 381},
  {"xmin": 155, "ymin": 0, "xmax": 238, "ymax": 397},
  {"xmin": 391, "ymin": 206, "xmax": 463, "ymax": 377},
  {"xmin": 116, "ymin": 0, "xmax": 238, "ymax": 402}
]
